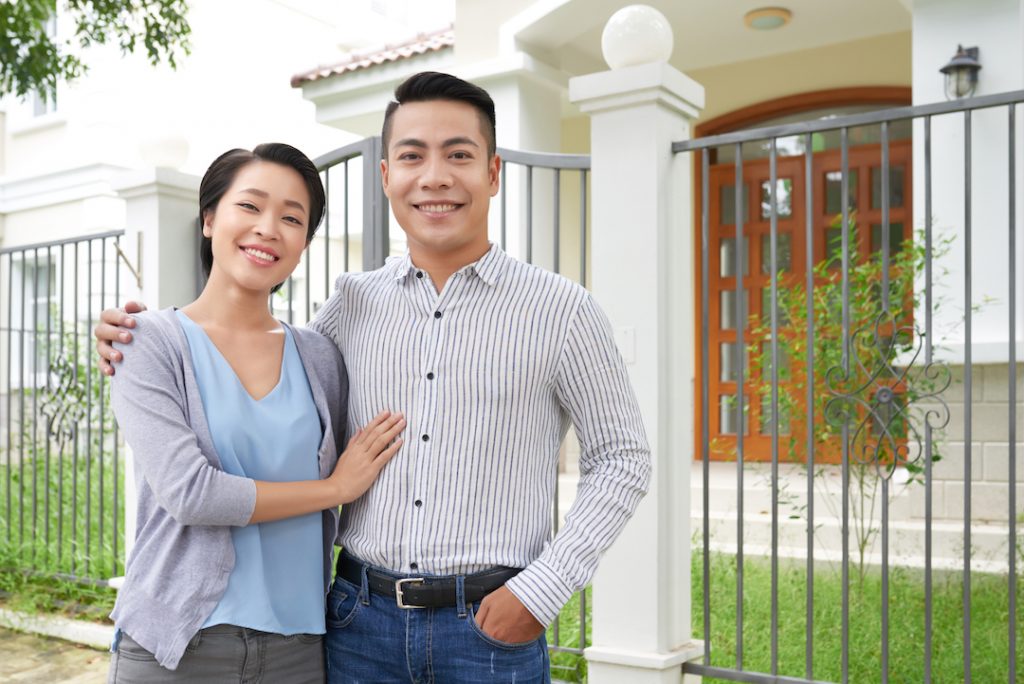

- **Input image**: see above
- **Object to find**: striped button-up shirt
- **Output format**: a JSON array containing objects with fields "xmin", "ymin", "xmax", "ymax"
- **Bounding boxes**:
[{"xmin": 309, "ymin": 243, "xmax": 650, "ymax": 625}]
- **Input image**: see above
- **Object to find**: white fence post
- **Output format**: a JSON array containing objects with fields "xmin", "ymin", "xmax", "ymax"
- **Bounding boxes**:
[
  {"xmin": 109, "ymin": 168, "xmax": 200, "ymax": 576},
  {"xmin": 569, "ymin": 8, "xmax": 704, "ymax": 683}
]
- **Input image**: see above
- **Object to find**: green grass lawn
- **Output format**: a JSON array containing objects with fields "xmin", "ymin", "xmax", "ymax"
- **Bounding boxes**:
[
  {"xmin": 548, "ymin": 551, "xmax": 1023, "ymax": 683},
  {"xmin": 2, "ymin": 546, "xmax": 1019, "ymax": 682}
]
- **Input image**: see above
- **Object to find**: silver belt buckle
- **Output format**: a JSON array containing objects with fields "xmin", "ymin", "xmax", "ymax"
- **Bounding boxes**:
[{"xmin": 395, "ymin": 577, "xmax": 425, "ymax": 609}]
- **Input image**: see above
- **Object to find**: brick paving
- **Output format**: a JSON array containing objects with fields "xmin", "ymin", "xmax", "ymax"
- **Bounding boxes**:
[{"xmin": 0, "ymin": 629, "xmax": 108, "ymax": 683}]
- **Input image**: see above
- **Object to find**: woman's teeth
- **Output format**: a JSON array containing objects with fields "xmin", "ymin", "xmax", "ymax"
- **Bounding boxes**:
[{"xmin": 243, "ymin": 247, "xmax": 277, "ymax": 262}]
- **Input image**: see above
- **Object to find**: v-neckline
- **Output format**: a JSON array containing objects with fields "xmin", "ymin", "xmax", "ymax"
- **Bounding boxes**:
[{"xmin": 177, "ymin": 310, "xmax": 288, "ymax": 403}]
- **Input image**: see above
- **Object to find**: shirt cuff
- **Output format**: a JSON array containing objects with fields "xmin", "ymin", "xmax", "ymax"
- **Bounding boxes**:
[{"xmin": 504, "ymin": 557, "xmax": 575, "ymax": 627}]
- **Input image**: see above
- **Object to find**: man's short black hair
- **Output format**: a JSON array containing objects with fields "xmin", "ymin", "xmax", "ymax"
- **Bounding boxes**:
[{"xmin": 382, "ymin": 71, "xmax": 497, "ymax": 158}]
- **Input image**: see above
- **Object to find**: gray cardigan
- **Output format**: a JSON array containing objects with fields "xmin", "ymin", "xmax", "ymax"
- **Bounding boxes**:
[{"xmin": 109, "ymin": 308, "xmax": 348, "ymax": 670}]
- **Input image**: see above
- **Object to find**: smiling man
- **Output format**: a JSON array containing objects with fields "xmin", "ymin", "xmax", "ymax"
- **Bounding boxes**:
[{"xmin": 95, "ymin": 72, "xmax": 651, "ymax": 683}]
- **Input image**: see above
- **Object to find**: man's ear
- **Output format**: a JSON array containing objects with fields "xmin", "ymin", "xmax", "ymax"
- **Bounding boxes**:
[
  {"xmin": 380, "ymin": 159, "xmax": 390, "ymax": 197},
  {"xmin": 489, "ymin": 154, "xmax": 501, "ymax": 197}
]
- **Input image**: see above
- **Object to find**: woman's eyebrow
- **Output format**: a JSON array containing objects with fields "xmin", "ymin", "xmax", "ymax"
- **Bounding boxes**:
[{"xmin": 238, "ymin": 188, "xmax": 307, "ymax": 214}]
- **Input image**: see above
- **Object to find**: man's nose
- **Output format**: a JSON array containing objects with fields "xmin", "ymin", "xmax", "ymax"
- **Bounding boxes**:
[{"xmin": 420, "ymin": 157, "xmax": 453, "ymax": 189}]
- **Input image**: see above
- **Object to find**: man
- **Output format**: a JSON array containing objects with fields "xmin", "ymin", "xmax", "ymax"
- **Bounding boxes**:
[{"xmin": 96, "ymin": 71, "xmax": 650, "ymax": 683}]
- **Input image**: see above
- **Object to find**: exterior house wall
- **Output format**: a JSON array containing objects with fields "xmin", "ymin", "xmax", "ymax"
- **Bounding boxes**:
[
  {"xmin": 912, "ymin": 0, "xmax": 1024, "ymax": 363},
  {"xmin": 689, "ymin": 31, "xmax": 912, "ymax": 124},
  {"xmin": 904, "ymin": 0, "xmax": 1024, "ymax": 523},
  {"xmin": 454, "ymin": 0, "xmax": 538, "ymax": 65}
]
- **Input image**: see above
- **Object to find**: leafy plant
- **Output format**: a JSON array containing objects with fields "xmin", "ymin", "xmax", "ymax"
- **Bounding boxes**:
[
  {"xmin": 715, "ymin": 214, "xmax": 960, "ymax": 583},
  {"xmin": 0, "ymin": 0, "xmax": 191, "ymax": 101}
]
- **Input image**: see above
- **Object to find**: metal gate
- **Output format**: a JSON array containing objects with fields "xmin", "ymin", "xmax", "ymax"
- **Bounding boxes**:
[
  {"xmin": 1, "ymin": 231, "xmax": 129, "ymax": 583},
  {"xmin": 675, "ymin": 91, "xmax": 1024, "ymax": 683}
]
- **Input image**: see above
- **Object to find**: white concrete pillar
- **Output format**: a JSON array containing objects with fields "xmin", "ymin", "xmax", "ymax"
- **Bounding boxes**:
[
  {"xmin": 111, "ymin": 168, "xmax": 201, "ymax": 308},
  {"xmin": 469, "ymin": 61, "xmax": 563, "ymax": 269},
  {"xmin": 109, "ymin": 167, "xmax": 200, "ymax": 572},
  {"xmin": 569, "ymin": 7, "xmax": 704, "ymax": 683}
]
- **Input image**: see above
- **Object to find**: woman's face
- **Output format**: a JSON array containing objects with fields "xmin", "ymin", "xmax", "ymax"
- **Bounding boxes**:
[{"xmin": 203, "ymin": 160, "xmax": 311, "ymax": 294}]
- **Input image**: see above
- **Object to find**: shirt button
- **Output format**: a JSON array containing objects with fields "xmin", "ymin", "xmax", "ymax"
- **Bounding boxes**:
[
  {"xmin": 416, "ymin": 271, "xmax": 424, "ymax": 279},
  {"xmin": 410, "ymin": 562, "xmax": 419, "ymax": 570},
  {"xmin": 434, "ymin": 311, "xmax": 442, "ymax": 319},
  {"xmin": 414, "ymin": 499, "xmax": 422, "ymax": 507},
  {"xmin": 421, "ymin": 434, "xmax": 429, "ymax": 442},
  {"xmin": 426, "ymin": 372, "xmax": 435, "ymax": 380}
]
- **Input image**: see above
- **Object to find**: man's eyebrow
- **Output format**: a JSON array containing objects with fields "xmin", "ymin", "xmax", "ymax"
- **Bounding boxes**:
[
  {"xmin": 238, "ymin": 188, "xmax": 307, "ymax": 214},
  {"xmin": 393, "ymin": 136, "xmax": 480, "ymax": 149},
  {"xmin": 394, "ymin": 138, "xmax": 427, "ymax": 148},
  {"xmin": 443, "ymin": 136, "xmax": 479, "ymax": 148}
]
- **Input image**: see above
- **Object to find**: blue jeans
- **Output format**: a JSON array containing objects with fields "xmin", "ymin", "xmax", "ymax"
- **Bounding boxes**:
[{"xmin": 324, "ymin": 559, "xmax": 550, "ymax": 683}]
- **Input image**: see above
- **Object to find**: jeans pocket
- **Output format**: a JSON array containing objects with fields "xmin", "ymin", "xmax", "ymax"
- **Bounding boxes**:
[
  {"xmin": 184, "ymin": 630, "xmax": 203, "ymax": 653},
  {"xmin": 113, "ymin": 633, "xmax": 158, "ymax": 663},
  {"xmin": 467, "ymin": 604, "xmax": 541, "ymax": 651},
  {"xmin": 326, "ymin": 577, "xmax": 362, "ymax": 629}
]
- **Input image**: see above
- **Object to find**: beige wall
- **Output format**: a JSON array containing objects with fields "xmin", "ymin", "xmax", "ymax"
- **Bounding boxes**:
[
  {"xmin": 454, "ymin": 0, "xmax": 537, "ymax": 65},
  {"xmin": 555, "ymin": 31, "xmax": 911, "ymax": 159},
  {"xmin": 560, "ymin": 115, "xmax": 589, "ymax": 154},
  {"xmin": 689, "ymin": 31, "xmax": 912, "ymax": 125}
]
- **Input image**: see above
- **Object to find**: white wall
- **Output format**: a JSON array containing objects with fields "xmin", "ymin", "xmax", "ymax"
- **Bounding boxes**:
[{"xmin": 912, "ymin": 0, "xmax": 1024, "ymax": 363}]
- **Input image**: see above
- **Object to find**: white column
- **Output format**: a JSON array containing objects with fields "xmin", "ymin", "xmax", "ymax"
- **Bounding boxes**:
[
  {"xmin": 469, "ymin": 60, "xmax": 563, "ymax": 268},
  {"xmin": 569, "ymin": 8, "xmax": 704, "ymax": 683},
  {"xmin": 111, "ymin": 168, "xmax": 201, "ymax": 308},
  {"xmin": 108, "ymin": 167, "xmax": 200, "ymax": 576}
]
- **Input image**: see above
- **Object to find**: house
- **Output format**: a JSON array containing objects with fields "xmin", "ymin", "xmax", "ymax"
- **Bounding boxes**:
[
  {"xmin": 292, "ymin": 1, "xmax": 1022, "ymax": 681},
  {"xmin": 1, "ymin": 0, "xmax": 1020, "ymax": 681}
]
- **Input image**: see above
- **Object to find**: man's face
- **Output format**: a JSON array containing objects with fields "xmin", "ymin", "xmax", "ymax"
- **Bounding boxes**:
[{"xmin": 381, "ymin": 99, "xmax": 500, "ymax": 259}]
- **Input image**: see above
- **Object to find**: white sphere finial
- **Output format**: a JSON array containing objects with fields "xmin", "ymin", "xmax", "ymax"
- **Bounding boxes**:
[{"xmin": 601, "ymin": 5, "xmax": 674, "ymax": 70}]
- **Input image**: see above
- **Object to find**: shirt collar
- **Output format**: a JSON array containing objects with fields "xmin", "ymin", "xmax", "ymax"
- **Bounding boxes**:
[{"xmin": 389, "ymin": 242, "xmax": 506, "ymax": 287}]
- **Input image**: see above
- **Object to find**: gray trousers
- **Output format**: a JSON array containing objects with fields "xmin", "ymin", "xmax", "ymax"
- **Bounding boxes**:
[{"xmin": 107, "ymin": 624, "xmax": 325, "ymax": 683}]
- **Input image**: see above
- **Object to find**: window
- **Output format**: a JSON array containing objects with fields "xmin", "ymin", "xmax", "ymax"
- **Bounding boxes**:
[{"xmin": 10, "ymin": 256, "xmax": 58, "ymax": 387}]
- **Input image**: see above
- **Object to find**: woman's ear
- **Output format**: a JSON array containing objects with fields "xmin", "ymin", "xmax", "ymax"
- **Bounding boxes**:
[{"xmin": 202, "ymin": 209, "xmax": 214, "ymax": 238}]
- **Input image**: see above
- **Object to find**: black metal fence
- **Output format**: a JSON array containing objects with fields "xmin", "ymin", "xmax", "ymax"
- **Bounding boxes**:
[
  {"xmin": 0, "ymin": 230, "xmax": 127, "ymax": 583},
  {"xmin": 675, "ymin": 90, "xmax": 1024, "ymax": 683}
]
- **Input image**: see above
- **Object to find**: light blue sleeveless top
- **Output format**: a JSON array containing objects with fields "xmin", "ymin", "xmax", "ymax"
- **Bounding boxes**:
[{"xmin": 176, "ymin": 311, "xmax": 325, "ymax": 635}]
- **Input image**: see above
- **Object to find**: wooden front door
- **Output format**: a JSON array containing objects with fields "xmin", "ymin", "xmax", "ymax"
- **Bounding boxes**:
[{"xmin": 699, "ymin": 141, "xmax": 913, "ymax": 463}]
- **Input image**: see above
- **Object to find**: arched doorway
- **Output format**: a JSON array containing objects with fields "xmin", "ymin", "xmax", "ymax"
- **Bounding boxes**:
[{"xmin": 694, "ymin": 87, "xmax": 913, "ymax": 463}]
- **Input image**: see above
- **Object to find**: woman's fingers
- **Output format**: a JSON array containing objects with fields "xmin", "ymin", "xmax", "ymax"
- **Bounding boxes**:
[
  {"xmin": 369, "ymin": 419, "xmax": 406, "ymax": 456},
  {"xmin": 376, "ymin": 438, "xmax": 403, "ymax": 463},
  {"xmin": 348, "ymin": 411, "xmax": 402, "ymax": 453}
]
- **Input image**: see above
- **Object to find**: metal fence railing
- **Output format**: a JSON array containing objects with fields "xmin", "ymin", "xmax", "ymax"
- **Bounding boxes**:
[
  {"xmin": 674, "ymin": 89, "xmax": 1024, "ymax": 683},
  {"xmin": 0, "ymin": 230, "xmax": 127, "ymax": 583},
  {"xmin": 498, "ymin": 147, "xmax": 591, "ymax": 669}
]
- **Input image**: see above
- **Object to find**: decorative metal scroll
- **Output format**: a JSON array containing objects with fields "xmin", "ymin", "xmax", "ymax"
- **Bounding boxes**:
[
  {"xmin": 38, "ymin": 352, "xmax": 88, "ymax": 456},
  {"xmin": 825, "ymin": 310, "xmax": 951, "ymax": 478}
]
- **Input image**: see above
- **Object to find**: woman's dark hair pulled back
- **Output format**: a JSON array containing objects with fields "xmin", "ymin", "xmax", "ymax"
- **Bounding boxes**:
[{"xmin": 198, "ymin": 143, "xmax": 325, "ymax": 294}]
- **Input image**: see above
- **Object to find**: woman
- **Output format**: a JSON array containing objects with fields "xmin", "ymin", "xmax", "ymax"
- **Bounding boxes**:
[{"xmin": 107, "ymin": 143, "xmax": 404, "ymax": 683}]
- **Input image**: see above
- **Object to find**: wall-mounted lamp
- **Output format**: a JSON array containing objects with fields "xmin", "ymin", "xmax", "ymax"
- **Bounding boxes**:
[{"xmin": 939, "ymin": 45, "xmax": 981, "ymax": 100}]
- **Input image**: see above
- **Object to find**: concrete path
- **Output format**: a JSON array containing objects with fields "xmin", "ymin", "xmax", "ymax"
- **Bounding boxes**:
[{"xmin": 0, "ymin": 629, "xmax": 108, "ymax": 683}]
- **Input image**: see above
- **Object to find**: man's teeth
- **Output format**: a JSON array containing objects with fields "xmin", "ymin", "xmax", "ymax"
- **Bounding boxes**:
[
  {"xmin": 243, "ymin": 247, "xmax": 277, "ymax": 262},
  {"xmin": 419, "ymin": 204, "xmax": 457, "ymax": 213}
]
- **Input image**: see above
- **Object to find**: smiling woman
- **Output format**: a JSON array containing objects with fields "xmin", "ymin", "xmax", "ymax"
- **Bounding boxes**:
[{"xmin": 102, "ymin": 143, "xmax": 406, "ymax": 682}]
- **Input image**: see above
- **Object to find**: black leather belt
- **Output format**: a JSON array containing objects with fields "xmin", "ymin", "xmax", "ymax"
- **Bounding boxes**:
[{"xmin": 336, "ymin": 553, "xmax": 520, "ymax": 609}]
